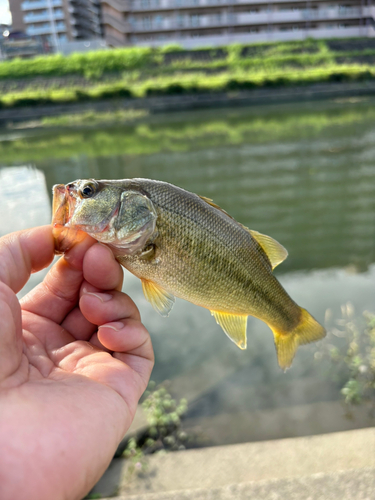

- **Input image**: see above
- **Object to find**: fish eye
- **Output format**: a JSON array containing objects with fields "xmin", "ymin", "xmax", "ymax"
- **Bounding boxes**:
[{"xmin": 80, "ymin": 182, "xmax": 97, "ymax": 199}]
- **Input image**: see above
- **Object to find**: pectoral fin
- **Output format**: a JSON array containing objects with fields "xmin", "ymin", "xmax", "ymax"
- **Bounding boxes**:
[
  {"xmin": 141, "ymin": 279, "xmax": 175, "ymax": 317},
  {"xmin": 211, "ymin": 311, "xmax": 248, "ymax": 349}
]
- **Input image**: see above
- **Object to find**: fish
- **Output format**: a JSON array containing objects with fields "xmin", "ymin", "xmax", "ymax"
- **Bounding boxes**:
[{"xmin": 52, "ymin": 178, "xmax": 326, "ymax": 369}]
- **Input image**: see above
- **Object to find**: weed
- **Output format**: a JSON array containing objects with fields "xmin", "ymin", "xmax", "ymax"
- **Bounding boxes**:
[
  {"xmin": 318, "ymin": 304, "xmax": 375, "ymax": 412},
  {"xmin": 122, "ymin": 381, "xmax": 189, "ymax": 476}
]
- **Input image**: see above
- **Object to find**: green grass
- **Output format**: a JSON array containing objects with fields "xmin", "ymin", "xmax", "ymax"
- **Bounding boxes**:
[
  {"xmin": 0, "ymin": 47, "xmax": 155, "ymax": 80},
  {"xmin": 1, "ymin": 38, "xmax": 375, "ymax": 109},
  {"xmin": 0, "ymin": 63, "xmax": 374, "ymax": 109},
  {"xmin": 0, "ymin": 38, "xmax": 373, "ymax": 80}
]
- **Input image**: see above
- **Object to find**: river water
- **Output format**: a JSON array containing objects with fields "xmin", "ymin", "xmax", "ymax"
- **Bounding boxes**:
[{"xmin": 1, "ymin": 97, "xmax": 374, "ymax": 445}]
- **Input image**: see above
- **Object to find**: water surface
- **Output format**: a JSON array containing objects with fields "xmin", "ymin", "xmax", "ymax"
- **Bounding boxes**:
[{"xmin": 1, "ymin": 98, "xmax": 374, "ymax": 444}]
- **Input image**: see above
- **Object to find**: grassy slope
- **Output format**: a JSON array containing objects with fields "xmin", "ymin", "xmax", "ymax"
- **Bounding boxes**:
[{"xmin": 1, "ymin": 39, "xmax": 375, "ymax": 108}]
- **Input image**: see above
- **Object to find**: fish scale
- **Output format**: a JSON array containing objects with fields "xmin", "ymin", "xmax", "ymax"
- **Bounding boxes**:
[
  {"xmin": 52, "ymin": 178, "xmax": 326, "ymax": 369},
  {"xmin": 120, "ymin": 180, "xmax": 293, "ymax": 322}
]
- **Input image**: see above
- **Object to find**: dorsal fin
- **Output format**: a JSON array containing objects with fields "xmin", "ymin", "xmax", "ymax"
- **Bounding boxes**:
[
  {"xmin": 198, "ymin": 195, "xmax": 234, "ymax": 220},
  {"xmin": 249, "ymin": 229, "xmax": 288, "ymax": 269}
]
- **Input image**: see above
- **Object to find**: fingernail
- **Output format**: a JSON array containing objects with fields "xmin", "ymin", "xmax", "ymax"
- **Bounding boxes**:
[
  {"xmin": 84, "ymin": 292, "xmax": 113, "ymax": 302},
  {"xmin": 99, "ymin": 321, "xmax": 124, "ymax": 331}
]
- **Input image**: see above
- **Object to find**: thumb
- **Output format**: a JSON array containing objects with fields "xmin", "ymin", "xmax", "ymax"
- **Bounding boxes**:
[{"xmin": 0, "ymin": 283, "xmax": 23, "ymax": 386}]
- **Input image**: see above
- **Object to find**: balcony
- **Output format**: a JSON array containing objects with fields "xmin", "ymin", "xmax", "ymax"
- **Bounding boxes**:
[
  {"xmin": 101, "ymin": 0, "xmax": 130, "ymax": 12},
  {"xmin": 135, "ymin": 24, "xmax": 372, "ymax": 48},
  {"xmin": 131, "ymin": 14, "xmax": 229, "ymax": 31},
  {"xmin": 102, "ymin": 12, "xmax": 129, "ymax": 33},
  {"xmin": 26, "ymin": 24, "xmax": 53, "ymax": 35},
  {"xmin": 21, "ymin": 0, "xmax": 62, "ymax": 11},
  {"xmin": 129, "ymin": 5, "xmax": 366, "ymax": 33},
  {"xmin": 26, "ymin": 22, "xmax": 66, "ymax": 35},
  {"xmin": 24, "ymin": 11, "xmax": 65, "ymax": 23},
  {"xmin": 130, "ymin": 0, "xmax": 365, "ymax": 15}
]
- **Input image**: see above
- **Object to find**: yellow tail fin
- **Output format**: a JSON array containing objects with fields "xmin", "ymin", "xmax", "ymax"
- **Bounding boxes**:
[{"xmin": 271, "ymin": 308, "xmax": 326, "ymax": 370}]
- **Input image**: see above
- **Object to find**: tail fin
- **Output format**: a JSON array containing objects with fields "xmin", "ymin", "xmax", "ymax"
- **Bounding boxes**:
[{"xmin": 271, "ymin": 308, "xmax": 326, "ymax": 370}]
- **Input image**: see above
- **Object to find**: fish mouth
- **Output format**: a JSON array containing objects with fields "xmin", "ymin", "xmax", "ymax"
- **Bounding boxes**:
[{"xmin": 51, "ymin": 183, "xmax": 85, "ymax": 253}]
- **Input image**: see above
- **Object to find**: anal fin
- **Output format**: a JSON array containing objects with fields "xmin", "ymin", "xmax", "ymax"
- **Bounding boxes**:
[
  {"xmin": 211, "ymin": 311, "xmax": 248, "ymax": 349},
  {"xmin": 141, "ymin": 279, "xmax": 175, "ymax": 317}
]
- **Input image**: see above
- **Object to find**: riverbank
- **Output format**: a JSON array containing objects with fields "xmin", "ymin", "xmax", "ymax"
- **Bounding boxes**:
[
  {"xmin": 88, "ymin": 427, "xmax": 375, "ymax": 499},
  {"xmin": 2, "ymin": 80, "xmax": 375, "ymax": 127},
  {"xmin": 2, "ymin": 38, "xmax": 375, "ymax": 119}
]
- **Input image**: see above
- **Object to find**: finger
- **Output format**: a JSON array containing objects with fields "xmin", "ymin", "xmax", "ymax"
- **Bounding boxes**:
[
  {"xmin": 0, "ymin": 226, "xmax": 54, "ymax": 294},
  {"xmin": 98, "ymin": 319, "xmax": 150, "ymax": 353},
  {"xmin": 83, "ymin": 243, "xmax": 123, "ymax": 292},
  {"xmin": 60, "ymin": 274, "xmax": 127, "ymax": 342},
  {"xmin": 79, "ymin": 290, "xmax": 141, "ymax": 326},
  {"xmin": 20, "ymin": 233, "xmax": 96, "ymax": 324},
  {"xmin": 88, "ymin": 332, "xmax": 112, "ymax": 353},
  {"xmin": 0, "ymin": 282, "xmax": 23, "ymax": 386},
  {"xmin": 99, "ymin": 319, "xmax": 154, "ymax": 389},
  {"xmin": 61, "ymin": 306, "xmax": 97, "ymax": 341}
]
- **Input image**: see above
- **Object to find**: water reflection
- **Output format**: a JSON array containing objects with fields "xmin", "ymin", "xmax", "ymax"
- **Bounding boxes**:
[{"xmin": 1, "ymin": 98, "xmax": 374, "ymax": 443}]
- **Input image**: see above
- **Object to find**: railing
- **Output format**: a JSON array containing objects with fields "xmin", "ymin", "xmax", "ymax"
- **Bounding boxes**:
[
  {"xmin": 134, "ymin": 25, "xmax": 371, "ymax": 48},
  {"xmin": 129, "ymin": 6, "xmax": 367, "ymax": 32},
  {"xmin": 21, "ymin": 0, "xmax": 62, "ymax": 11},
  {"xmin": 101, "ymin": 0, "xmax": 130, "ymax": 12},
  {"xmin": 105, "ymin": 32, "xmax": 127, "ymax": 46},
  {"xmin": 102, "ymin": 12, "xmax": 129, "ymax": 33},
  {"xmin": 130, "ymin": 0, "xmax": 364, "ymax": 16},
  {"xmin": 26, "ymin": 24, "xmax": 53, "ymax": 35},
  {"xmin": 131, "ymin": 14, "xmax": 228, "ymax": 31},
  {"xmin": 26, "ymin": 22, "xmax": 66, "ymax": 35},
  {"xmin": 24, "ymin": 12, "xmax": 65, "ymax": 23}
]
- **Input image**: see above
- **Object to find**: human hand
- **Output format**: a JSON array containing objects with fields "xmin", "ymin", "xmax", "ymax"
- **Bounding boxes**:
[{"xmin": 0, "ymin": 226, "xmax": 154, "ymax": 500}]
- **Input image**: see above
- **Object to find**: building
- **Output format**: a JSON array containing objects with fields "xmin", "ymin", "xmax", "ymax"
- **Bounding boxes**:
[
  {"xmin": 9, "ymin": 0, "xmax": 103, "ymax": 48},
  {"xmin": 0, "ymin": 31, "xmax": 44, "ymax": 59},
  {"xmin": 101, "ymin": 0, "xmax": 375, "ymax": 48},
  {"xmin": 1, "ymin": 24, "xmax": 11, "ymax": 35}
]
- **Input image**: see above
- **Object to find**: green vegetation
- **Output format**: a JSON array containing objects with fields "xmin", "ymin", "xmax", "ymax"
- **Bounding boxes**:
[
  {"xmin": 319, "ymin": 304, "xmax": 375, "ymax": 412},
  {"xmin": 0, "ymin": 39, "xmax": 374, "ymax": 81},
  {"xmin": 0, "ymin": 47, "xmax": 154, "ymax": 80},
  {"xmin": 0, "ymin": 64, "xmax": 374, "ymax": 109},
  {"xmin": 123, "ymin": 381, "xmax": 190, "ymax": 476},
  {"xmin": 1, "ymin": 39, "xmax": 375, "ymax": 109}
]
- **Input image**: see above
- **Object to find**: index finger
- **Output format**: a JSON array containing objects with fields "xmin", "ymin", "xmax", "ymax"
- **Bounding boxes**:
[{"xmin": 0, "ymin": 226, "xmax": 54, "ymax": 294}]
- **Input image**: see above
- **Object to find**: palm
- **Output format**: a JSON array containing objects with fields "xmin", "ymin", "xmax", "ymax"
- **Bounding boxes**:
[{"xmin": 0, "ymin": 227, "xmax": 154, "ymax": 500}]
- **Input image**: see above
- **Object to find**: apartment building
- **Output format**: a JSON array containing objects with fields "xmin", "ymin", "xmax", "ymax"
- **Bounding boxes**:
[
  {"xmin": 10, "ymin": 0, "xmax": 102, "ymax": 47},
  {"xmin": 101, "ymin": 0, "xmax": 375, "ymax": 48}
]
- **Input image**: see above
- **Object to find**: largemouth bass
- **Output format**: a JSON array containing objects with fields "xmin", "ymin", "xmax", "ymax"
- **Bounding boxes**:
[{"xmin": 52, "ymin": 178, "xmax": 325, "ymax": 369}]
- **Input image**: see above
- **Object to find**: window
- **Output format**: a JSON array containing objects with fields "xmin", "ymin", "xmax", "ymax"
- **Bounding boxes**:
[
  {"xmin": 142, "ymin": 16, "xmax": 152, "ymax": 28},
  {"xmin": 190, "ymin": 14, "xmax": 200, "ymax": 27},
  {"xmin": 154, "ymin": 15, "xmax": 164, "ymax": 26},
  {"xmin": 177, "ymin": 14, "xmax": 185, "ymax": 27}
]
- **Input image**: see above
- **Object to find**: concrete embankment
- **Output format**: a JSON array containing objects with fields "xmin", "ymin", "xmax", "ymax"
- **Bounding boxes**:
[
  {"xmin": 2, "ymin": 81, "xmax": 375, "ymax": 125},
  {"xmin": 90, "ymin": 427, "xmax": 375, "ymax": 499}
]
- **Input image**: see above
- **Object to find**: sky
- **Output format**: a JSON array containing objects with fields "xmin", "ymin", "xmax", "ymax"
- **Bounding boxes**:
[{"xmin": 0, "ymin": 0, "xmax": 11, "ymax": 25}]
